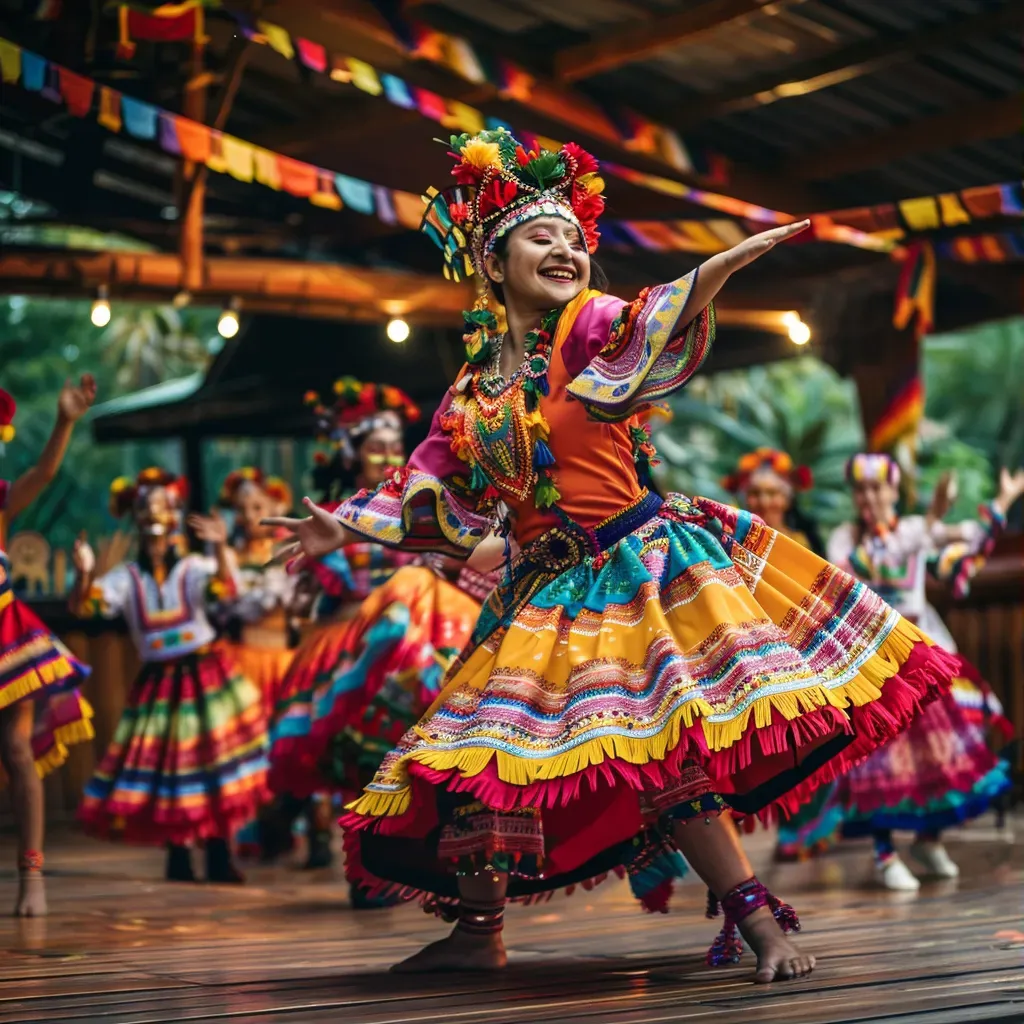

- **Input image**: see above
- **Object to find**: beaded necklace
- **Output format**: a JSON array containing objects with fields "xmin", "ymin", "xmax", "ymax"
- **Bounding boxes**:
[{"xmin": 444, "ymin": 306, "xmax": 562, "ymax": 510}]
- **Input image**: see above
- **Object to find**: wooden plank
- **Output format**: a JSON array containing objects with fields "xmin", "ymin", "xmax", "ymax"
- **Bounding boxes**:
[
  {"xmin": 675, "ymin": 5, "xmax": 1024, "ymax": 126},
  {"xmin": 0, "ymin": 820, "xmax": 1020, "ymax": 1023},
  {"xmin": 553, "ymin": 0, "xmax": 808, "ymax": 83}
]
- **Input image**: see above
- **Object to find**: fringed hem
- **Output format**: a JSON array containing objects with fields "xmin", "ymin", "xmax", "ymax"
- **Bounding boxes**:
[
  {"xmin": 344, "ymin": 626, "xmax": 957, "ymax": 828},
  {"xmin": 34, "ymin": 711, "xmax": 96, "ymax": 779},
  {"xmin": 0, "ymin": 655, "xmax": 83, "ymax": 711},
  {"xmin": 77, "ymin": 785, "xmax": 269, "ymax": 847}
]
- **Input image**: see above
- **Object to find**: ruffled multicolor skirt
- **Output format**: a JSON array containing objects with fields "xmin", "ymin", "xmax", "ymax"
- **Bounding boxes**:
[
  {"xmin": 831, "ymin": 667, "xmax": 1010, "ymax": 838},
  {"xmin": 0, "ymin": 590, "xmax": 94, "ymax": 776},
  {"xmin": 269, "ymin": 566, "xmax": 480, "ymax": 799},
  {"xmin": 214, "ymin": 639, "xmax": 294, "ymax": 720},
  {"xmin": 78, "ymin": 647, "xmax": 268, "ymax": 845},
  {"xmin": 777, "ymin": 653, "xmax": 1012, "ymax": 854},
  {"xmin": 341, "ymin": 492, "xmax": 958, "ymax": 908}
]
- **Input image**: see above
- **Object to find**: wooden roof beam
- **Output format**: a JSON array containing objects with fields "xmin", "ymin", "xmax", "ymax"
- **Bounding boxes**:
[
  {"xmin": 677, "ymin": 4, "xmax": 1024, "ymax": 127},
  {"xmin": 0, "ymin": 249, "xmax": 781, "ymax": 327},
  {"xmin": 786, "ymin": 92, "xmax": 1024, "ymax": 182},
  {"xmin": 554, "ymin": 0, "xmax": 807, "ymax": 83}
]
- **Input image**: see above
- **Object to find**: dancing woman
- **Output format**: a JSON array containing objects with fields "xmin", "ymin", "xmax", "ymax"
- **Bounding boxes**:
[
  {"xmin": 267, "ymin": 382, "xmax": 484, "ymax": 885},
  {"xmin": 0, "ymin": 377, "xmax": 96, "ymax": 915},
  {"xmin": 270, "ymin": 130, "xmax": 961, "ymax": 981},
  {"xmin": 73, "ymin": 468, "xmax": 268, "ymax": 883},
  {"xmin": 822, "ymin": 454, "xmax": 1021, "ymax": 889}
]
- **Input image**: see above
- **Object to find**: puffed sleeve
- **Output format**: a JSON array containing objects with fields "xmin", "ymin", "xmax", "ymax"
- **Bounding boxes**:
[
  {"xmin": 562, "ymin": 268, "xmax": 715, "ymax": 422},
  {"xmin": 185, "ymin": 553, "xmax": 240, "ymax": 607},
  {"xmin": 928, "ymin": 502, "xmax": 1006, "ymax": 598},
  {"xmin": 77, "ymin": 563, "xmax": 132, "ymax": 619},
  {"xmin": 333, "ymin": 391, "xmax": 492, "ymax": 558}
]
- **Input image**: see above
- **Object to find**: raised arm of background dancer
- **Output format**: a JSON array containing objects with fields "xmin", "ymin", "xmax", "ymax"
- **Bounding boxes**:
[
  {"xmin": 677, "ymin": 221, "xmax": 811, "ymax": 325},
  {"xmin": 928, "ymin": 467, "xmax": 1024, "ymax": 546},
  {"xmin": 6, "ymin": 374, "xmax": 96, "ymax": 522},
  {"xmin": 186, "ymin": 511, "xmax": 238, "ymax": 588}
]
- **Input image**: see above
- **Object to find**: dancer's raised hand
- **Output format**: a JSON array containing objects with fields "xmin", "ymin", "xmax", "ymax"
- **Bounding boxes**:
[
  {"xmin": 721, "ymin": 220, "xmax": 811, "ymax": 272},
  {"xmin": 262, "ymin": 497, "xmax": 351, "ymax": 564}
]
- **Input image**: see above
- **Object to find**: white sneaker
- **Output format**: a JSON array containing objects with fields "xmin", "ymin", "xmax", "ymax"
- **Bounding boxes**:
[
  {"xmin": 910, "ymin": 840, "xmax": 960, "ymax": 879},
  {"xmin": 874, "ymin": 855, "xmax": 921, "ymax": 891}
]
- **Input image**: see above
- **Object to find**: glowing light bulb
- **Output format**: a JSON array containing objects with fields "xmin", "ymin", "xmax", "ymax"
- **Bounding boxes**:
[
  {"xmin": 781, "ymin": 310, "xmax": 800, "ymax": 328},
  {"xmin": 218, "ymin": 308, "xmax": 240, "ymax": 339},
  {"xmin": 90, "ymin": 297, "xmax": 111, "ymax": 328},
  {"xmin": 788, "ymin": 320, "xmax": 811, "ymax": 345},
  {"xmin": 386, "ymin": 317, "xmax": 410, "ymax": 344}
]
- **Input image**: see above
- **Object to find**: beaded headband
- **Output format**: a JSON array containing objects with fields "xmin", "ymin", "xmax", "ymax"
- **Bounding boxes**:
[
  {"xmin": 305, "ymin": 378, "xmax": 419, "ymax": 468},
  {"xmin": 846, "ymin": 452, "xmax": 901, "ymax": 487},
  {"xmin": 218, "ymin": 467, "xmax": 293, "ymax": 510},
  {"xmin": 420, "ymin": 130, "xmax": 605, "ymax": 281},
  {"xmin": 109, "ymin": 467, "xmax": 188, "ymax": 519},
  {"xmin": 722, "ymin": 448, "xmax": 813, "ymax": 496}
]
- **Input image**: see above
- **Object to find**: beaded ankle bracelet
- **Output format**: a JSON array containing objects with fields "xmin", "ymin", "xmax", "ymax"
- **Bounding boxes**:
[
  {"xmin": 19, "ymin": 850, "xmax": 44, "ymax": 873},
  {"xmin": 705, "ymin": 877, "xmax": 799, "ymax": 966},
  {"xmin": 456, "ymin": 900, "xmax": 506, "ymax": 937}
]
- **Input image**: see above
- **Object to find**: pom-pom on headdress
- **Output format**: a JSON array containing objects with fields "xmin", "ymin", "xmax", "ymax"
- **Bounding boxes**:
[
  {"xmin": 0, "ymin": 387, "xmax": 16, "ymax": 452},
  {"xmin": 218, "ymin": 467, "xmax": 293, "ymax": 511},
  {"xmin": 304, "ymin": 377, "xmax": 420, "ymax": 468},
  {"xmin": 722, "ymin": 448, "xmax": 813, "ymax": 496},
  {"xmin": 420, "ymin": 129, "xmax": 606, "ymax": 283},
  {"xmin": 109, "ymin": 467, "xmax": 188, "ymax": 519},
  {"xmin": 846, "ymin": 452, "xmax": 901, "ymax": 487}
]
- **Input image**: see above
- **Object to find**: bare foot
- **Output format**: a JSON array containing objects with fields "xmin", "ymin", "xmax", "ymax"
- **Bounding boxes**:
[
  {"xmin": 14, "ymin": 873, "xmax": 48, "ymax": 917},
  {"xmin": 740, "ymin": 909, "xmax": 815, "ymax": 984},
  {"xmin": 391, "ymin": 927, "xmax": 507, "ymax": 973}
]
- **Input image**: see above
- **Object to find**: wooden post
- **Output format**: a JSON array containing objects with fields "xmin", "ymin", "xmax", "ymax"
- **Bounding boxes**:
[{"xmin": 179, "ymin": 33, "xmax": 251, "ymax": 293}]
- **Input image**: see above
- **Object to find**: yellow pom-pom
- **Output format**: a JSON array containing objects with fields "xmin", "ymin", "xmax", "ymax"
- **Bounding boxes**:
[{"xmin": 0, "ymin": 424, "xmax": 14, "ymax": 444}]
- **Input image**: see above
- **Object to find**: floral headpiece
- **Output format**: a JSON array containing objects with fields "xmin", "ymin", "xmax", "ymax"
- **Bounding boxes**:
[
  {"xmin": 0, "ymin": 387, "xmax": 15, "ymax": 450},
  {"xmin": 846, "ymin": 452, "xmax": 900, "ymax": 487},
  {"xmin": 420, "ymin": 129, "xmax": 605, "ymax": 282},
  {"xmin": 217, "ymin": 467, "xmax": 293, "ymax": 510},
  {"xmin": 304, "ymin": 377, "xmax": 420, "ymax": 467},
  {"xmin": 723, "ymin": 448, "xmax": 813, "ymax": 496},
  {"xmin": 109, "ymin": 467, "xmax": 188, "ymax": 519}
]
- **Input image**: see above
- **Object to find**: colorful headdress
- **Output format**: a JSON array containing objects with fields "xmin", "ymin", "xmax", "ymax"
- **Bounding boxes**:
[
  {"xmin": 420, "ymin": 129, "xmax": 606, "ymax": 282},
  {"xmin": 722, "ymin": 448, "xmax": 813, "ymax": 496},
  {"xmin": 217, "ymin": 467, "xmax": 293, "ymax": 510},
  {"xmin": 305, "ymin": 378, "xmax": 420, "ymax": 467},
  {"xmin": 109, "ymin": 467, "xmax": 188, "ymax": 519},
  {"xmin": 845, "ymin": 452, "xmax": 901, "ymax": 487},
  {"xmin": 0, "ymin": 388, "xmax": 15, "ymax": 451}
]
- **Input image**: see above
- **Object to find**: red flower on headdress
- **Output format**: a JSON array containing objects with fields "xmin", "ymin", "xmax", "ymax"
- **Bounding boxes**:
[
  {"xmin": 573, "ymin": 191, "xmax": 605, "ymax": 251},
  {"xmin": 478, "ymin": 177, "xmax": 519, "ymax": 217},
  {"xmin": 515, "ymin": 145, "xmax": 540, "ymax": 167},
  {"xmin": 452, "ymin": 160, "xmax": 486, "ymax": 186},
  {"xmin": 562, "ymin": 141, "xmax": 599, "ymax": 178}
]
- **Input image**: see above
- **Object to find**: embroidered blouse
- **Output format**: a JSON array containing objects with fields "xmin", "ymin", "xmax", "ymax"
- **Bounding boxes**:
[
  {"xmin": 77, "ymin": 555, "xmax": 234, "ymax": 662},
  {"xmin": 827, "ymin": 503, "xmax": 1005, "ymax": 650},
  {"xmin": 334, "ymin": 270, "xmax": 714, "ymax": 554},
  {"xmin": 223, "ymin": 558, "xmax": 296, "ymax": 625}
]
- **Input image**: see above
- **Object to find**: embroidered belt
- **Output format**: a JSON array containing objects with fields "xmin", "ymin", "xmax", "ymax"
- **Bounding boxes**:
[{"xmin": 513, "ymin": 490, "xmax": 663, "ymax": 584}]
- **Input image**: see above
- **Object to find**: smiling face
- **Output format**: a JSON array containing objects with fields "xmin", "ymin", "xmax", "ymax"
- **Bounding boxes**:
[
  {"xmin": 485, "ymin": 216, "xmax": 591, "ymax": 314},
  {"xmin": 744, "ymin": 469, "xmax": 791, "ymax": 530},
  {"xmin": 358, "ymin": 423, "xmax": 405, "ymax": 489},
  {"xmin": 852, "ymin": 478, "xmax": 899, "ymax": 529}
]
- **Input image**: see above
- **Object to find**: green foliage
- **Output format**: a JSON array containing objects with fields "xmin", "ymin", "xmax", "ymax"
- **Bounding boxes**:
[
  {"xmin": 653, "ymin": 356, "xmax": 864, "ymax": 529},
  {"xmin": 0, "ymin": 297, "xmax": 214, "ymax": 564},
  {"xmin": 102, "ymin": 305, "xmax": 212, "ymax": 391},
  {"xmin": 923, "ymin": 317, "xmax": 1024, "ymax": 472}
]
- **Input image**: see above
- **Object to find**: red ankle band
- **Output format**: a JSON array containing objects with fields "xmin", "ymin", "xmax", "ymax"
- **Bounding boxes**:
[
  {"xmin": 19, "ymin": 850, "xmax": 44, "ymax": 873},
  {"xmin": 456, "ymin": 900, "xmax": 505, "ymax": 936}
]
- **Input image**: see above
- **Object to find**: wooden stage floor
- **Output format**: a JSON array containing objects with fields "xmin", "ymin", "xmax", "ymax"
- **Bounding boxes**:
[{"xmin": 0, "ymin": 816, "xmax": 1021, "ymax": 1024}]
